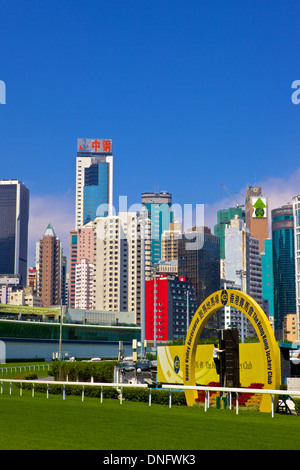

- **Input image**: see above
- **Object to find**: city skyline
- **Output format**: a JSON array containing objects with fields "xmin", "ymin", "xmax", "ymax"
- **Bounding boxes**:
[
  {"xmin": 1, "ymin": 1, "xmax": 300, "ymax": 265},
  {"xmin": 25, "ymin": 165, "xmax": 300, "ymax": 267}
]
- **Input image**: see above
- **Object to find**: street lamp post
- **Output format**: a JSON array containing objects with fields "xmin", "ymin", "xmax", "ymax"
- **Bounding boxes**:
[
  {"xmin": 140, "ymin": 206, "xmax": 147, "ymax": 358},
  {"xmin": 59, "ymin": 300, "xmax": 63, "ymax": 360},
  {"xmin": 236, "ymin": 270, "xmax": 247, "ymax": 342},
  {"xmin": 185, "ymin": 289, "xmax": 190, "ymax": 339},
  {"xmin": 153, "ymin": 271, "xmax": 157, "ymax": 349}
]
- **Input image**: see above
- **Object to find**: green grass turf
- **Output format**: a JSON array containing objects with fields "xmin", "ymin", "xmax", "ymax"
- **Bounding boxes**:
[{"xmin": 0, "ymin": 388, "xmax": 300, "ymax": 450}]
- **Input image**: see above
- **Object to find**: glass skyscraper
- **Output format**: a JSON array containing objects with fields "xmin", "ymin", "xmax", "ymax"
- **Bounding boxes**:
[
  {"xmin": 75, "ymin": 138, "xmax": 113, "ymax": 228},
  {"xmin": 141, "ymin": 192, "xmax": 173, "ymax": 264},
  {"xmin": 0, "ymin": 180, "xmax": 29, "ymax": 286},
  {"xmin": 261, "ymin": 238, "xmax": 274, "ymax": 320},
  {"xmin": 178, "ymin": 227, "xmax": 220, "ymax": 307},
  {"xmin": 272, "ymin": 205, "xmax": 296, "ymax": 336},
  {"xmin": 83, "ymin": 161, "xmax": 109, "ymax": 224}
]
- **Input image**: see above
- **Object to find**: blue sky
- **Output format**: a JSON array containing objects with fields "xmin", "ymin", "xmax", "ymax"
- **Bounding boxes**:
[{"xmin": 1, "ymin": 0, "xmax": 300, "ymax": 265}]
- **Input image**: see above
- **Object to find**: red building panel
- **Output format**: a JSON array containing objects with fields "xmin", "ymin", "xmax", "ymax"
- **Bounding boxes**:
[{"xmin": 145, "ymin": 277, "xmax": 169, "ymax": 341}]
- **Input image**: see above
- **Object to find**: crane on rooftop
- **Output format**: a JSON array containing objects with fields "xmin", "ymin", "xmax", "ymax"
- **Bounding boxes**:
[{"xmin": 220, "ymin": 184, "xmax": 245, "ymax": 208}]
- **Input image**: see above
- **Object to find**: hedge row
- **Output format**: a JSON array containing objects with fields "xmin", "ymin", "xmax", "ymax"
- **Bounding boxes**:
[
  {"xmin": 14, "ymin": 373, "xmax": 119, "ymax": 399},
  {"xmin": 50, "ymin": 360, "xmax": 117, "ymax": 383},
  {"xmin": 12, "ymin": 369, "xmax": 300, "ymax": 412},
  {"xmin": 123, "ymin": 388, "xmax": 187, "ymax": 406},
  {"xmin": 293, "ymin": 398, "xmax": 300, "ymax": 415},
  {"xmin": 13, "ymin": 372, "xmax": 187, "ymax": 405}
]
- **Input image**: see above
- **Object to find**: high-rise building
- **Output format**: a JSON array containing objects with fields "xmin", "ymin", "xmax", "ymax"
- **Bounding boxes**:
[
  {"xmin": 293, "ymin": 195, "xmax": 300, "ymax": 340},
  {"xmin": 61, "ymin": 255, "xmax": 68, "ymax": 307},
  {"xmin": 247, "ymin": 236, "xmax": 263, "ymax": 306},
  {"xmin": 0, "ymin": 180, "xmax": 29, "ymax": 286},
  {"xmin": 224, "ymin": 217, "xmax": 248, "ymax": 291},
  {"xmin": 245, "ymin": 184, "xmax": 269, "ymax": 253},
  {"xmin": 75, "ymin": 258, "xmax": 94, "ymax": 310},
  {"xmin": 272, "ymin": 204, "xmax": 296, "ymax": 337},
  {"xmin": 161, "ymin": 221, "xmax": 182, "ymax": 262},
  {"xmin": 261, "ymin": 238, "xmax": 274, "ymax": 322},
  {"xmin": 222, "ymin": 216, "xmax": 263, "ymax": 339},
  {"xmin": 93, "ymin": 212, "xmax": 152, "ymax": 325},
  {"xmin": 214, "ymin": 207, "xmax": 244, "ymax": 260},
  {"xmin": 178, "ymin": 226, "xmax": 220, "ymax": 307},
  {"xmin": 28, "ymin": 267, "xmax": 37, "ymax": 291},
  {"xmin": 75, "ymin": 138, "xmax": 113, "ymax": 228},
  {"xmin": 38, "ymin": 224, "xmax": 62, "ymax": 308},
  {"xmin": 34, "ymin": 242, "xmax": 40, "ymax": 290},
  {"xmin": 142, "ymin": 191, "xmax": 173, "ymax": 264},
  {"xmin": 145, "ymin": 275, "xmax": 198, "ymax": 342},
  {"xmin": 214, "ymin": 206, "xmax": 245, "ymax": 280},
  {"xmin": 283, "ymin": 313, "xmax": 297, "ymax": 342},
  {"xmin": 224, "ymin": 216, "xmax": 263, "ymax": 305},
  {"xmin": 0, "ymin": 275, "xmax": 21, "ymax": 304},
  {"xmin": 69, "ymin": 225, "xmax": 94, "ymax": 308}
]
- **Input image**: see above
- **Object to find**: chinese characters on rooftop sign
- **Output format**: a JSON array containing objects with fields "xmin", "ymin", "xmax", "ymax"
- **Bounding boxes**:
[{"xmin": 77, "ymin": 138, "xmax": 113, "ymax": 154}]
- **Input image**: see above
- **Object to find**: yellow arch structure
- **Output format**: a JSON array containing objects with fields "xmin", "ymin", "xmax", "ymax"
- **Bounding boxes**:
[{"xmin": 183, "ymin": 289, "xmax": 280, "ymax": 412}]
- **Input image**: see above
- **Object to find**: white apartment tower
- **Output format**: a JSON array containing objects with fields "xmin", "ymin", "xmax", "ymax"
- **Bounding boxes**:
[
  {"xmin": 225, "ymin": 216, "xmax": 263, "ymax": 304},
  {"xmin": 93, "ymin": 211, "xmax": 151, "ymax": 325},
  {"xmin": 223, "ymin": 216, "xmax": 263, "ymax": 338},
  {"xmin": 75, "ymin": 259, "xmax": 94, "ymax": 310}
]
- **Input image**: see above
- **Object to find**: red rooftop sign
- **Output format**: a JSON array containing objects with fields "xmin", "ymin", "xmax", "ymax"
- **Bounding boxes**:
[{"xmin": 77, "ymin": 138, "xmax": 112, "ymax": 154}]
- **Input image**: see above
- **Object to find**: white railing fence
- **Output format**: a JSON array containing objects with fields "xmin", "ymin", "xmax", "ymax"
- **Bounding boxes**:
[
  {"xmin": 0, "ymin": 378, "xmax": 149, "ymax": 405},
  {"xmin": 1, "ymin": 377, "xmax": 300, "ymax": 417},
  {"xmin": 162, "ymin": 384, "xmax": 300, "ymax": 417},
  {"xmin": 0, "ymin": 364, "xmax": 51, "ymax": 375}
]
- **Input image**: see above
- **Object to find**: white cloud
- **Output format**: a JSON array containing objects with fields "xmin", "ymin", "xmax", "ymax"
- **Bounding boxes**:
[
  {"xmin": 28, "ymin": 190, "xmax": 75, "ymax": 266},
  {"xmin": 257, "ymin": 168, "xmax": 300, "ymax": 212}
]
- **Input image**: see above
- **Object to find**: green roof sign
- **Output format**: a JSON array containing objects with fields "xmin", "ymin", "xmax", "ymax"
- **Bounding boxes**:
[{"xmin": 252, "ymin": 197, "xmax": 267, "ymax": 218}]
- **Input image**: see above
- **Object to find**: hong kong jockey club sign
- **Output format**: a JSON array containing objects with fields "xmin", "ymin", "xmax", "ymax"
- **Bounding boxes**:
[{"xmin": 183, "ymin": 289, "xmax": 280, "ymax": 413}]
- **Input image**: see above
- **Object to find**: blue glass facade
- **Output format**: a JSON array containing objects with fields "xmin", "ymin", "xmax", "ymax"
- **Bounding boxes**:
[
  {"xmin": 178, "ymin": 230, "xmax": 220, "ymax": 333},
  {"xmin": 142, "ymin": 192, "xmax": 173, "ymax": 264},
  {"xmin": 145, "ymin": 202, "xmax": 173, "ymax": 264},
  {"xmin": 261, "ymin": 238, "xmax": 274, "ymax": 319},
  {"xmin": 83, "ymin": 162, "xmax": 108, "ymax": 224},
  {"xmin": 0, "ymin": 181, "xmax": 29, "ymax": 285},
  {"xmin": 0, "ymin": 320, "xmax": 140, "ymax": 343},
  {"xmin": 178, "ymin": 231, "xmax": 220, "ymax": 305},
  {"xmin": 272, "ymin": 206, "xmax": 296, "ymax": 333},
  {"xmin": 0, "ymin": 184, "xmax": 16, "ymax": 275}
]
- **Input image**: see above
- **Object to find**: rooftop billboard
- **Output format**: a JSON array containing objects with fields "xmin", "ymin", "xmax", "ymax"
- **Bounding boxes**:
[{"xmin": 77, "ymin": 138, "xmax": 113, "ymax": 154}]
